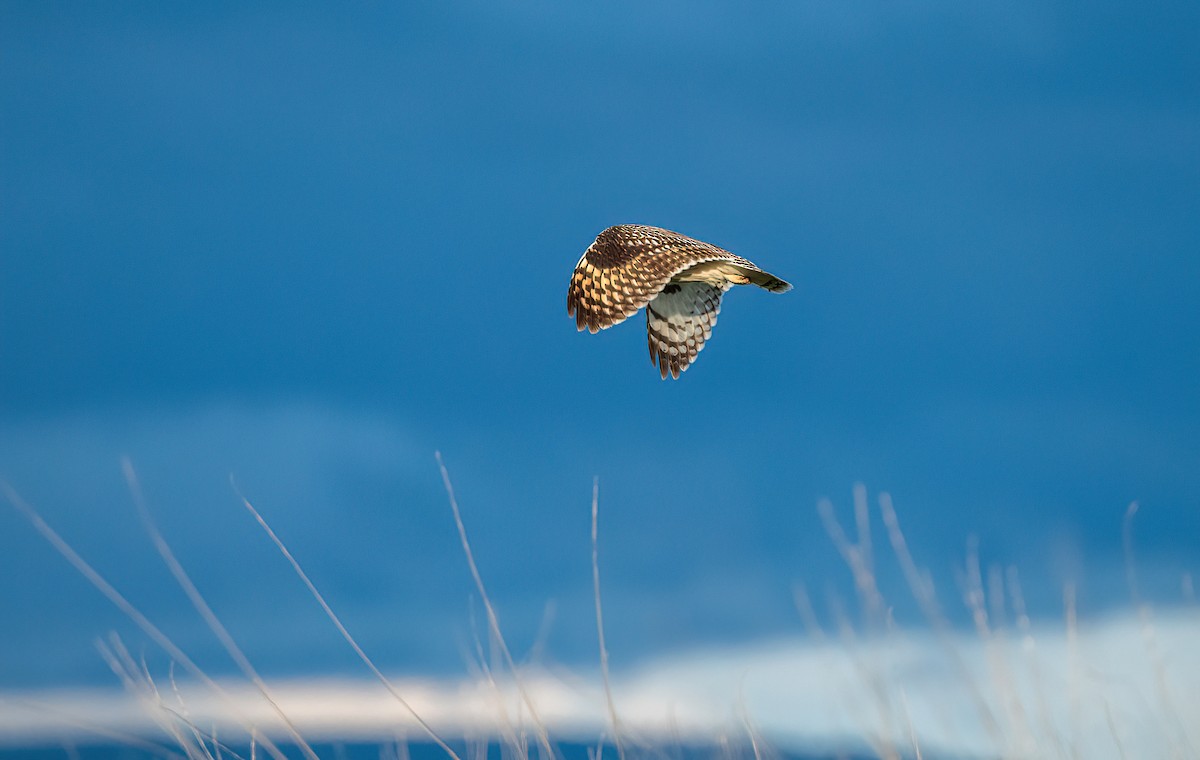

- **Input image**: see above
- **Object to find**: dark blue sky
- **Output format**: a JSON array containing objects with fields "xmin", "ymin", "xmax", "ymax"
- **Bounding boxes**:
[{"xmin": 1, "ymin": 2, "xmax": 1197, "ymax": 689}]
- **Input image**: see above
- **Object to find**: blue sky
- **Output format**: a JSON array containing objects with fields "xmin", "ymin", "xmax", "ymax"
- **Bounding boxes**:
[{"xmin": 1, "ymin": 1, "xmax": 1197, "ymax": 693}]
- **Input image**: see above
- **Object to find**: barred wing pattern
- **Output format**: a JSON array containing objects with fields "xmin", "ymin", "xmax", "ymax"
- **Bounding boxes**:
[
  {"xmin": 646, "ymin": 282, "xmax": 728, "ymax": 379},
  {"xmin": 567, "ymin": 225, "xmax": 757, "ymax": 333},
  {"xmin": 567, "ymin": 224, "xmax": 791, "ymax": 379}
]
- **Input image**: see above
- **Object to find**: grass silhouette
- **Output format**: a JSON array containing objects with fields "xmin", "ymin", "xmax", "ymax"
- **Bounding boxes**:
[{"xmin": 4, "ymin": 464, "xmax": 1197, "ymax": 759}]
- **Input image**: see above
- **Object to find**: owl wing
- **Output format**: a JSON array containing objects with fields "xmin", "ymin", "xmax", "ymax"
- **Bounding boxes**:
[
  {"xmin": 645, "ymin": 282, "xmax": 730, "ymax": 379},
  {"xmin": 566, "ymin": 224, "xmax": 752, "ymax": 333}
]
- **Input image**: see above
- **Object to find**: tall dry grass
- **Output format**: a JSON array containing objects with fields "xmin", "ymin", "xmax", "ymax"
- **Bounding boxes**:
[{"xmin": 4, "ymin": 465, "xmax": 1196, "ymax": 759}]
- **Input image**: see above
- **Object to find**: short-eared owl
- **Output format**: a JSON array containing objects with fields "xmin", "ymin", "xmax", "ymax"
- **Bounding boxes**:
[{"xmin": 567, "ymin": 225, "xmax": 791, "ymax": 379}]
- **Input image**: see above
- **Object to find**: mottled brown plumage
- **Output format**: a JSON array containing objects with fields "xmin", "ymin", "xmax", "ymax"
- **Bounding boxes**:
[{"xmin": 567, "ymin": 225, "xmax": 791, "ymax": 378}]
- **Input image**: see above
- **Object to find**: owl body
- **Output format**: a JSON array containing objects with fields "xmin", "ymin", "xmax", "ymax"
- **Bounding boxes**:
[{"xmin": 567, "ymin": 224, "xmax": 790, "ymax": 379}]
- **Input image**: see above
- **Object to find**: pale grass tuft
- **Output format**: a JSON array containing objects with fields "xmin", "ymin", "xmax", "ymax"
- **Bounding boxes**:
[
  {"xmin": 592, "ymin": 477, "xmax": 626, "ymax": 760},
  {"xmin": 1122, "ymin": 501, "xmax": 1195, "ymax": 757},
  {"xmin": 230, "ymin": 475, "xmax": 461, "ymax": 760},
  {"xmin": 7, "ymin": 465, "xmax": 1197, "ymax": 760},
  {"xmin": 435, "ymin": 451, "xmax": 556, "ymax": 760},
  {"xmin": 2, "ymin": 480, "xmax": 293, "ymax": 760},
  {"xmin": 119, "ymin": 458, "xmax": 320, "ymax": 760}
]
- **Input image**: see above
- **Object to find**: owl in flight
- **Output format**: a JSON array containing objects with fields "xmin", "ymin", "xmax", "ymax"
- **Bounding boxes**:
[{"xmin": 567, "ymin": 224, "xmax": 791, "ymax": 379}]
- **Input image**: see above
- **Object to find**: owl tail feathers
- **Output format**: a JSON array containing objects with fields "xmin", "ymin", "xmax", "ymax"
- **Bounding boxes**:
[{"xmin": 746, "ymin": 268, "xmax": 792, "ymax": 293}]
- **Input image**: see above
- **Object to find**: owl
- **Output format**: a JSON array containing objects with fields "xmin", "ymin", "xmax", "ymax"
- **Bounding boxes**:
[{"xmin": 567, "ymin": 225, "xmax": 791, "ymax": 378}]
